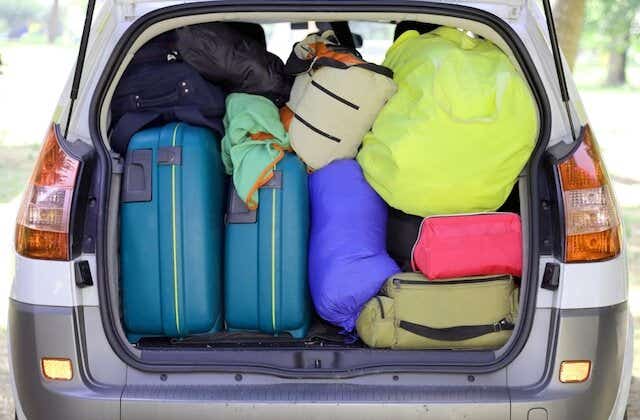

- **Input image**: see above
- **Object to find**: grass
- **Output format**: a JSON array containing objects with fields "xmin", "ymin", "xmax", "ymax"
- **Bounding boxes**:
[
  {"xmin": 0, "ymin": 41, "xmax": 74, "ymax": 202},
  {"xmin": 0, "ymin": 144, "xmax": 38, "ymax": 203}
]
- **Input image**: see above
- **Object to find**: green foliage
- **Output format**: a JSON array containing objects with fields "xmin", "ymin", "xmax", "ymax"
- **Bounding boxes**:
[
  {"xmin": 0, "ymin": 144, "xmax": 39, "ymax": 203},
  {"xmin": 583, "ymin": 0, "xmax": 640, "ymax": 52},
  {"xmin": 0, "ymin": 0, "xmax": 45, "ymax": 32}
]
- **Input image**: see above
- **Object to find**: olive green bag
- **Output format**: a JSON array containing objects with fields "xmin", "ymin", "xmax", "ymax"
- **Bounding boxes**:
[{"xmin": 356, "ymin": 273, "xmax": 518, "ymax": 350}]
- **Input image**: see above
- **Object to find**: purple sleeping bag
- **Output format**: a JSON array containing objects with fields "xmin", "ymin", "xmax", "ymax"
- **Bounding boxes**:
[{"xmin": 309, "ymin": 160, "xmax": 400, "ymax": 331}]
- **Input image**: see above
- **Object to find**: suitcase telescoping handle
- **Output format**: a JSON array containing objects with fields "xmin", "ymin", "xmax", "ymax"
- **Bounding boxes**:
[{"xmin": 399, "ymin": 318, "xmax": 514, "ymax": 342}]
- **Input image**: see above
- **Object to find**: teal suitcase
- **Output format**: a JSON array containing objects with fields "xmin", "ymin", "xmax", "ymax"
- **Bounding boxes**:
[
  {"xmin": 120, "ymin": 123, "xmax": 225, "ymax": 342},
  {"xmin": 224, "ymin": 153, "xmax": 312, "ymax": 338}
]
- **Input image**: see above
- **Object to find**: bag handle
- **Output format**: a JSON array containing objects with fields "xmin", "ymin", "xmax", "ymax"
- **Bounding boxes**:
[
  {"xmin": 309, "ymin": 56, "xmax": 394, "ymax": 78},
  {"xmin": 399, "ymin": 318, "xmax": 514, "ymax": 342}
]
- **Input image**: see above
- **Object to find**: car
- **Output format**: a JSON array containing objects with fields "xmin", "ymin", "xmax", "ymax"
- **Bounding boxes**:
[{"xmin": 8, "ymin": 0, "xmax": 632, "ymax": 419}]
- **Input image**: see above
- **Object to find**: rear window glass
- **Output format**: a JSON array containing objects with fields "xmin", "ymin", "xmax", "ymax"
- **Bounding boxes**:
[{"xmin": 263, "ymin": 21, "xmax": 395, "ymax": 64}]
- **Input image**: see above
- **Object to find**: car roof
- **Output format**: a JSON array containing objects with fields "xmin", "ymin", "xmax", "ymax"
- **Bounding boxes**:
[{"xmin": 113, "ymin": 0, "xmax": 525, "ymax": 8}]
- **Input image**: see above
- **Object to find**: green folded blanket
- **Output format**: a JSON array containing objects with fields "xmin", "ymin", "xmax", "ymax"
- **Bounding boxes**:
[{"xmin": 222, "ymin": 93, "xmax": 291, "ymax": 209}]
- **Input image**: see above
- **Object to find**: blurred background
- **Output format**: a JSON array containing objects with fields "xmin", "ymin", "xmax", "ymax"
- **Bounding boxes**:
[{"xmin": 0, "ymin": 0, "xmax": 639, "ymax": 418}]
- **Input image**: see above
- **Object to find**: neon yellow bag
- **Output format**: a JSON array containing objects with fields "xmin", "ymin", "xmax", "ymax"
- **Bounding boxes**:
[{"xmin": 357, "ymin": 27, "xmax": 538, "ymax": 216}]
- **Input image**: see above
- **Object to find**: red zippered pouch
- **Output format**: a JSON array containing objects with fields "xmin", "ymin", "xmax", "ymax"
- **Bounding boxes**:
[{"xmin": 411, "ymin": 213, "xmax": 522, "ymax": 280}]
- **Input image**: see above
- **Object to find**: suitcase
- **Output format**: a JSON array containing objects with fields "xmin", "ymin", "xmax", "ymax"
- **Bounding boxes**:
[
  {"xmin": 120, "ymin": 122, "xmax": 225, "ymax": 342},
  {"xmin": 357, "ymin": 272, "xmax": 518, "ymax": 350},
  {"xmin": 224, "ymin": 153, "xmax": 311, "ymax": 338}
]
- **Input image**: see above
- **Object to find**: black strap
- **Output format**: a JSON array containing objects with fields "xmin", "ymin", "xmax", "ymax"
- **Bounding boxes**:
[
  {"xmin": 399, "ymin": 318, "xmax": 514, "ymax": 342},
  {"xmin": 311, "ymin": 57, "xmax": 394, "ymax": 79},
  {"xmin": 352, "ymin": 62, "xmax": 394, "ymax": 79}
]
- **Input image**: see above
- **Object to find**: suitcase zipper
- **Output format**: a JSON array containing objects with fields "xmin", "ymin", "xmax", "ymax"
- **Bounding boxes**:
[
  {"xmin": 392, "ymin": 275, "xmax": 512, "ymax": 287},
  {"xmin": 170, "ymin": 123, "xmax": 181, "ymax": 335}
]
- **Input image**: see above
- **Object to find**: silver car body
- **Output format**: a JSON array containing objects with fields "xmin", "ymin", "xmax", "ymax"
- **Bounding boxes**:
[{"xmin": 9, "ymin": 1, "xmax": 633, "ymax": 419}]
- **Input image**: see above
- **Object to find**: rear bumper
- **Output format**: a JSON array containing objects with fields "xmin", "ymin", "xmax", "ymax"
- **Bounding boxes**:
[
  {"xmin": 9, "ymin": 299, "xmax": 631, "ymax": 420},
  {"xmin": 9, "ymin": 301, "xmax": 122, "ymax": 420},
  {"xmin": 509, "ymin": 303, "xmax": 632, "ymax": 420}
]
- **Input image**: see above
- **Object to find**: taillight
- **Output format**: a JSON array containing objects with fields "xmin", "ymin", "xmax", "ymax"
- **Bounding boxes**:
[
  {"xmin": 557, "ymin": 126, "xmax": 621, "ymax": 262},
  {"xmin": 15, "ymin": 125, "xmax": 79, "ymax": 260}
]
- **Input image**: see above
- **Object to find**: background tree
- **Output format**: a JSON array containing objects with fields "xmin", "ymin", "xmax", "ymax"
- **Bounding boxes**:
[
  {"xmin": 0, "ymin": 0, "xmax": 44, "ymax": 38},
  {"xmin": 48, "ymin": 0, "xmax": 61, "ymax": 43},
  {"xmin": 552, "ymin": 0, "xmax": 587, "ymax": 70},
  {"xmin": 582, "ymin": 0, "xmax": 640, "ymax": 86},
  {"xmin": 601, "ymin": 0, "xmax": 640, "ymax": 85}
]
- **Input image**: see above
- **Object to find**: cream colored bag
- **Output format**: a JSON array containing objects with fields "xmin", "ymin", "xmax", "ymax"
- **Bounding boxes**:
[{"xmin": 287, "ymin": 65, "xmax": 397, "ymax": 170}]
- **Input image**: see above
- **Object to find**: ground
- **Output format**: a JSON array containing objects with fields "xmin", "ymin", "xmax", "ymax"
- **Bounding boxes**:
[{"xmin": 0, "ymin": 42, "xmax": 639, "ymax": 418}]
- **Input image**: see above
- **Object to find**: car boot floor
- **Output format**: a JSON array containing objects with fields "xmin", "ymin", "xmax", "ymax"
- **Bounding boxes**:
[{"xmin": 135, "ymin": 318, "xmax": 365, "ymax": 349}]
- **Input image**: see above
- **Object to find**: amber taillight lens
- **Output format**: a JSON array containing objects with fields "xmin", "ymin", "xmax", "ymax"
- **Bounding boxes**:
[
  {"xmin": 15, "ymin": 125, "xmax": 79, "ymax": 260},
  {"xmin": 557, "ymin": 126, "xmax": 621, "ymax": 262}
]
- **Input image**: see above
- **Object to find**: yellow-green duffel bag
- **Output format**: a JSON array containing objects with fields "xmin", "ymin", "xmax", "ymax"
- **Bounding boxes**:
[
  {"xmin": 356, "ymin": 272, "xmax": 518, "ymax": 350},
  {"xmin": 357, "ymin": 26, "xmax": 538, "ymax": 217}
]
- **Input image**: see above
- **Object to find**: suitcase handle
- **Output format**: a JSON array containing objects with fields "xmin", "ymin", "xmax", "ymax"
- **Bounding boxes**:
[{"xmin": 398, "ymin": 318, "xmax": 514, "ymax": 342}]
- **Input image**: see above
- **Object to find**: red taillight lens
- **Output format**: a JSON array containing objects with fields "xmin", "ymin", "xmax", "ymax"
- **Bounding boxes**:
[
  {"xmin": 15, "ymin": 125, "xmax": 79, "ymax": 260},
  {"xmin": 557, "ymin": 126, "xmax": 621, "ymax": 263}
]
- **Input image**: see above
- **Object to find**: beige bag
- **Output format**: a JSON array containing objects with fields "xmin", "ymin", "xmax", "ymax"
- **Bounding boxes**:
[
  {"xmin": 356, "ymin": 273, "xmax": 519, "ymax": 350},
  {"xmin": 287, "ymin": 65, "xmax": 397, "ymax": 170}
]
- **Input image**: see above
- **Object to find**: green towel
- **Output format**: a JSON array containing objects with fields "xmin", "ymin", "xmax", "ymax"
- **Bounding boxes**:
[{"xmin": 222, "ymin": 93, "xmax": 290, "ymax": 209}]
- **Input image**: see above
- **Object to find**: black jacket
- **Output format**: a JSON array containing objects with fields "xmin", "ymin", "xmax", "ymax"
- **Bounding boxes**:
[{"xmin": 176, "ymin": 23, "xmax": 292, "ymax": 106}]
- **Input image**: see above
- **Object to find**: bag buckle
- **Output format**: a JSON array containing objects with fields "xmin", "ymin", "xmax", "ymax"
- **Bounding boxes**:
[{"xmin": 493, "ymin": 318, "xmax": 510, "ymax": 332}]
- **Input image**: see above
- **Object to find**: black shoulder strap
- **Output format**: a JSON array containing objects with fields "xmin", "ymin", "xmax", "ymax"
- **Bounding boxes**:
[
  {"xmin": 312, "ymin": 57, "xmax": 394, "ymax": 79},
  {"xmin": 399, "ymin": 318, "xmax": 514, "ymax": 342}
]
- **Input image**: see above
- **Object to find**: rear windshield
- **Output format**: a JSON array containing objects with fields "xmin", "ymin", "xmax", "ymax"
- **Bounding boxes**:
[{"xmin": 263, "ymin": 21, "xmax": 395, "ymax": 63}]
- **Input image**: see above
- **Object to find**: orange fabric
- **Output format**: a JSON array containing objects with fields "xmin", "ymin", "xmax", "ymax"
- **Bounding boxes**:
[
  {"xmin": 244, "ymin": 143, "xmax": 291, "ymax": 210},
  {"xmin": 310, "ymin": 42, "xmax": 365, "ymax": 66},
  {"xmin": 249, "ymin": 131, "xmax": 275, "ymax": 141},
  {"xmin": 279, "ymin": 106, "xmax": 294, "ymax": 131}
]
